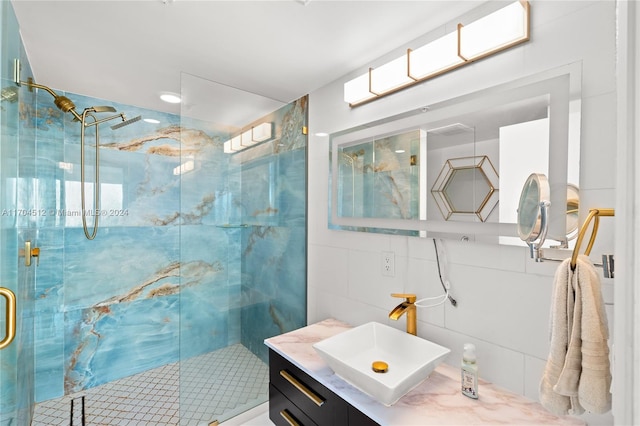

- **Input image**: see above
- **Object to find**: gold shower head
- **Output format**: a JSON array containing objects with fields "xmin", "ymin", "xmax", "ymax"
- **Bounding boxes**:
[{"xmin": 111, "ymin": 114, "xmax": 142, "ymax": 130}]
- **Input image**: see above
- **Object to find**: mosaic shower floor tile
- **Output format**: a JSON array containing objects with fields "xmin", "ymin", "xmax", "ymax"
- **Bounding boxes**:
[{"xmin": 32, "ymin": 344, "xmax": 269, "ymax": 426}]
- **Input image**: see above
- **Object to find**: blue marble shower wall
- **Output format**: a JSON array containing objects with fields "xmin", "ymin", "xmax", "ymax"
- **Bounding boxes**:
[{"xmin": 27, "ymin": 86, "xmax": 307, "ymax": 401}]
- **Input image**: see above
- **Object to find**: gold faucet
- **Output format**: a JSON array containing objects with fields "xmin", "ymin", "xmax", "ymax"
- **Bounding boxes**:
[{"xmin": 389, "ymin": 293, "xmax": 417, "ymax": 335}]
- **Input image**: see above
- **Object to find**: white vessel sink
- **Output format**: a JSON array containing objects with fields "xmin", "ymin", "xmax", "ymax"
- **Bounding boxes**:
[{"xmin": 313, "ymin": 322, "xmax": 450, "ymax": 406}]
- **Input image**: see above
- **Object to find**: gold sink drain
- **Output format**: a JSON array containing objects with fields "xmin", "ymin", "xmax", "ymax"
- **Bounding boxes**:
[{"xmin": 372, "ymin": 361, "xmax": 389, "ymax": 373}]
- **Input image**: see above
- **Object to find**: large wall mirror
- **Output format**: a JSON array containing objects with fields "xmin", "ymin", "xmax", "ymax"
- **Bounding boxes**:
[{"xmin": 329, "ymin": 62, "xmax": 581, "ymax": 245}]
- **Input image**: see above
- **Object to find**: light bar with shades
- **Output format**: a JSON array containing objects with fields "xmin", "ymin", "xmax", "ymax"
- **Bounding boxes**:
[
  {"xmin": 344, "ymin": 1, "xmax": 530, "ymax": 107},
  {"xmin": 408, "ymin": 31, "xmax": 463, "ymax": 80},
  {"xmin": 223, "ymin": 122, "xmax": 274, "ymax": 154},
  {"xmin": 251, "ymin": 122, "xmax": 273, "ymax": 142},
  {"xmin": 458, "ymin": 1, "xmax": 529, "ymax": 60},
  {"xmin": 370, "ymin": 55, "xmax": 414, "ymax": 95}
]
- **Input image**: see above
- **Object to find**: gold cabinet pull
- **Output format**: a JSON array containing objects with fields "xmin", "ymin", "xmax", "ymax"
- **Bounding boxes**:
[
  {"xmin": 0, "ymin": 287, "xmax": 16, "ymax": 350},
  {"xmin": 279, "ymin": 409, "xmax": 300, "ymax": 426},
  {"xmin": 279, "ymin": 370, "xmax": 325, "ymax": 407},
  {"xmin": 19, "ymin": 240, "xmax": 40, "ymax": 267}
]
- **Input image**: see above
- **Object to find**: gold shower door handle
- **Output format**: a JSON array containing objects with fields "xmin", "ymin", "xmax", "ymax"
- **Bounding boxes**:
[
  {"xmin": 19, "ymin": 240, "xmax": 40, "ymax": 266},
  {"xmin": 0, "ymin": 287, "xmax": 16, "ymax": 350}
]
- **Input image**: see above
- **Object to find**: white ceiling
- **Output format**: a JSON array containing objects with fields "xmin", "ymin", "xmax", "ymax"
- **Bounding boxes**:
[{"xmin": 10, "ymin": 0, "xmax": 482, "ymax": 124}]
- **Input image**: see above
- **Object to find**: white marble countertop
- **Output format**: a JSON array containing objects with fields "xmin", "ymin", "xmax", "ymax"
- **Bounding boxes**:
[{"xmin": 264, "ymin": 318, "xmax": 585, "ymax": 425}]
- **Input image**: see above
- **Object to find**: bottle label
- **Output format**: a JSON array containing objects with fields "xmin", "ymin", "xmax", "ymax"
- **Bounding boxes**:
[{"xmin": 461, "ymin": 370, "xmax": 478, "ymax": 399}]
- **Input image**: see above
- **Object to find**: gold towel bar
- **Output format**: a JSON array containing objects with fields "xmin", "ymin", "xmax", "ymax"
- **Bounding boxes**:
[{"xmin": 570, "ymin": 208, "xmax": 615, "ymax": 270}]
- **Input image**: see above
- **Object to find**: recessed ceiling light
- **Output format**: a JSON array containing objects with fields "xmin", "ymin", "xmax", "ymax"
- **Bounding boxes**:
[
  {"xmin": 143, "ymin": 118, "xmax": 161, "ymax": 124},
  {"xmin": 160, "ymin": 92, "xmax": 181, "ymax": 104}
]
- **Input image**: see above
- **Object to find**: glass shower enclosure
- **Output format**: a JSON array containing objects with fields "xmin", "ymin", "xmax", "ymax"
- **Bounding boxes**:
[
  {"xmin": 178, "ymin": 73, "xmax": 308, "ymax": 424},
  {"xmin": 1, "ymin": 2, "xmax": 307, "ymax": 421},
  {"xmin": 1, "ymin": 2, "xmax": 36, "ymax": 425}
]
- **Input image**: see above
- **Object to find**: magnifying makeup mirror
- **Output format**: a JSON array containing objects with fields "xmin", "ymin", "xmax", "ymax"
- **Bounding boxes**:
[
  {"xmin": 517, "ymin": 173, "xmax": 580, "ymax": 260},
  {"xmin": 517, "ymin": 173, "xmax": 550, "ymax": 245}
]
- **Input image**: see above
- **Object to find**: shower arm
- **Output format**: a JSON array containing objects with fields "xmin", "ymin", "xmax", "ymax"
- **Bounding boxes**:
[
  {"xmin": 18, "ymin": 79, "xmax": 59, "ymax": 99},
  {"xmin": 17, "ymin": 78, "xmax": 84, "ymax": 122},
  {"xmin": 19, "ymin": 78, "xmax": 126, "ymax": 127}
]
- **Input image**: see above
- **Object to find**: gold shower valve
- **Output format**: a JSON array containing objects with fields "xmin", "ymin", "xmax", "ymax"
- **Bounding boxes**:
[{"xmin": 18, "ymin": 241, "xmax": 40, "ymax": 267}]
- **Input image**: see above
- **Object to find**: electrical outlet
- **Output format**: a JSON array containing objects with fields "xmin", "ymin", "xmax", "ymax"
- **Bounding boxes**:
[{"xmin": 381, "ymin": 251, "xmax": 395, "ymax": 277}]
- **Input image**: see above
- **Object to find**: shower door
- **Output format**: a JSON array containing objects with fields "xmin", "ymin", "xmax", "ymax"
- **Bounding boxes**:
[
  {"xmin": 178, "ymin": 73, "xmax": 308, "ymax": 425},
  {"xmin": 1, "ymin": 2, "xmax": 36, "ymax": 425}
]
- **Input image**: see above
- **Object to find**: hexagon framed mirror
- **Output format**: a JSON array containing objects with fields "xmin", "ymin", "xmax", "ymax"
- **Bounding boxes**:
[{"xmin": 431, "ymin": 156, "xmax": 499, "ymax": 222}]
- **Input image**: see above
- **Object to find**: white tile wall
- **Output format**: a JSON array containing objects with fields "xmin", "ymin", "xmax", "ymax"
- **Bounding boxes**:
[{"xmin": 307, "ymin": 2, "xmax": 617, "ymax": 424}]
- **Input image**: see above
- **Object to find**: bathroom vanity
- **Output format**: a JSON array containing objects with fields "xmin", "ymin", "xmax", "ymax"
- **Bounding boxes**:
[
  {"xmin": 265, "ymin": 318, "xmax": 585, "ymax": 425},
  {"xmin": 269, "ymin": 348, "xmax": 377, "ymax": 425}
]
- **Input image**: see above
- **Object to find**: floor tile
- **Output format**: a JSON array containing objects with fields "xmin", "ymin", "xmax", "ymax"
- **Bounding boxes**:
[{"xmin": 32, "ymin": 344, "xmax": 269, "ymax": 425}]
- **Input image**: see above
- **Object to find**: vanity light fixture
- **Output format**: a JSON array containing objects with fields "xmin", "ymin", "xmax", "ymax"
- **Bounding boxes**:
[
  {"xmin": 223, "ymin": 122, "xmax": 274, "ymax": 154},
  {"xmin": 344, "ymin": 1, "xmax": 530, "ymax": 107},
  {"xmin": 143, "ymin": 118, "xmax": 161, "ymax": 124}
]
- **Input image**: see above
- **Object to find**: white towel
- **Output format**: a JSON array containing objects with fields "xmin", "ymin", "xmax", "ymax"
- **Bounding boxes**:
[{"xmin": 539, "ymin": 255, "xmax": 611, "ymax": 416}]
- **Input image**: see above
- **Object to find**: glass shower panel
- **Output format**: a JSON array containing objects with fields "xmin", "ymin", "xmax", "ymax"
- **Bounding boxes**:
[
  {"xmin": 179, "ymin": 72, "xmax": 307, "ymax": 425},
  {"xmin": 1, "ymin": 2, "xmax": 36, "ymax": 425}
]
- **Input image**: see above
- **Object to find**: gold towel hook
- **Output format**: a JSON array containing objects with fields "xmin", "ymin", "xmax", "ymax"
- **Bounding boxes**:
[{"xmin": 570, "ymin": 208, "xmax": 615, "ymax": 270}]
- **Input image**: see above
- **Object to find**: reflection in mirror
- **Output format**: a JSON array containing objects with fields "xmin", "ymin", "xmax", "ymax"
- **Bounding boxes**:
[
  {"xmin": 338, "ymin": 130, "xmax": 422, "ymax": 220},
  {"xmin": 565, "ymin": 184, "xmax": 580, "ymax": 238},
  {"xmin": 431, "ymin": 156, "xmax": 499, "ymax": 222},
  {"xmin": 329, "ymin": 62, "xmax": 581, "ymax": 244}
]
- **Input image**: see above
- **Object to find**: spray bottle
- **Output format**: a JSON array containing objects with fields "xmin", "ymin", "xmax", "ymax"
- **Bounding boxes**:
[{"xmin": 461, "ymin": 343, "xmax": 478, "ymax": 399}]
